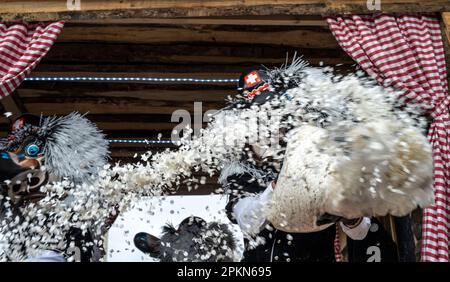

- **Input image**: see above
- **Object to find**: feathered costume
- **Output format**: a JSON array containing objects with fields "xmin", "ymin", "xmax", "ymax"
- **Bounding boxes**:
[
  {"xmin": 223, "ymin": 56, "xmax": 434, "ymax": 233},
  {"xmin": 0, "ymin": 112, "xmax": 109, "ymax": 184},
  {"xmin": 0, "ymin": 112, "xmax": 109, "ymax": 261}
]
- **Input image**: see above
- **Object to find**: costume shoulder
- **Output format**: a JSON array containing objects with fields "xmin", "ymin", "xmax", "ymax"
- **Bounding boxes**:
[
  {"xmin": 220, "ymin": 161, "xmax": 269, "ymax": 224},
  {"xmin": 219, "ymin": 161, "xmax": 268, "ymax": 194}
]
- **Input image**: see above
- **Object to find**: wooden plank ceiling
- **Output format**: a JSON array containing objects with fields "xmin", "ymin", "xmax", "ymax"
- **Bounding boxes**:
[{"xmin": 0, "ymin": 15, "xmax": 358, "ymax": 164}]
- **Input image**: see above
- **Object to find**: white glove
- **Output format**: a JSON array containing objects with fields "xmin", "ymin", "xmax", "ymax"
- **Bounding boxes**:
[
  {"xmin": 233, "ymin": 182, "xmax": 274, "ymax": 237},
  {"xmin": 340, "ymin": 217, "xmax": 372, "ymax": 240}
]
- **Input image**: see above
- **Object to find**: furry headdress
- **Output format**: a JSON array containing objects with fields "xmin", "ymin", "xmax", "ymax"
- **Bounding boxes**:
[
  {"xmin": 0, "ymin": 112, "xmax": 109, "ymax": 183},
  {"xmin": 230, "ymin": 54, "xmax": 309, "ymax": 109},
  {"xmin": 265, "ymin": 53, "xmax": 309, "ymax": 94}
]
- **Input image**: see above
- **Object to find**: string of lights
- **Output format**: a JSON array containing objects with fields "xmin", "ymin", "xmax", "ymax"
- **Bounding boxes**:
[
  {"xmin": 25, "ymin": 76, "xmax": 233, "ymax": 145},
  {"xmin": 25, "ymin": 76, "xmax": 238, "ymax": 83},
  {"xmin": 108, "ymin": 139, "xmax": 178, "ymax": 145}
]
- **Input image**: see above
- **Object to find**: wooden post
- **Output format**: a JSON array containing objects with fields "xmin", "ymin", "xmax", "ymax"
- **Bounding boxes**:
[{"xmin": 443, "ymin": 12, "xmax": 450, "ymax": 46}]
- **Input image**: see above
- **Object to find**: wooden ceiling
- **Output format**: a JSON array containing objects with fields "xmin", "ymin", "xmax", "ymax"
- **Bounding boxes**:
[
  {"xmin": 0, "ymin": 16, "xmax": 359, "ymax": 162},
  {"xmin": 0, "ymin": 1, "xmax": 449, "ymax": 194},
  {"xmin": 0, "ymin": 0, "xmax": 450, "ymax": 155},
  {"xmin": 0, "ymin": 0, "xmax": 449, "ymax": 163}
]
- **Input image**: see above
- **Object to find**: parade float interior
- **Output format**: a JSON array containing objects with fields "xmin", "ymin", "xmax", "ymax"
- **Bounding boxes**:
[{"xmin": 0, "ymin": 1, "xmax": 450, "ymax": 262}]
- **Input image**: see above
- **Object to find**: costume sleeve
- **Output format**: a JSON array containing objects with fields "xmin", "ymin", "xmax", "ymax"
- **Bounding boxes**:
[
  {"xmin": 340, "ymin": 217, "xmax": 372, "ymax": 240},
  {"xmin": 224, "ymin": 172, "xmax": 269, "ymax": 225},
  {"xmin": 232, "ymin": 183, "xmax": 274, "ymax": 236}
]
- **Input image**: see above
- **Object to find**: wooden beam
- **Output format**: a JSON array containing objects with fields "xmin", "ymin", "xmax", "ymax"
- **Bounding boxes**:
[
  {"xmin": 97, "ymin": 121, "xmax": 177, "ymax": 131},
  {"xmin": 16, "ymin": 80, "xmax": 232, "ymax": 114},
  {"xmin": 89, "ymin": 113, "xmax": 208, "ymax": 132},
  {"xmin": 23, "ymin": 100, "xmax": 225, "ymax": 115},
  {"xmin": 87, "ymin": 113, "xmax": 184, "ymax": 123},
  {"xmin": 18, "ymin": 80, "xmax": 234, "ymax": 93},
  {"xmin": 57, "ymin": 25, "xmax": 339, "ymax": 48},
  {"xmin": 17, "ymin": 88, "xmax": 232, "ymax": 102},
  {"xmin": 441, "ymin": 13, "xmax": 450, "ymax": 88},
  {"xmin": 38, "ymin": 43, "xmax": 353, "ymax": 66},
  {"xmin": 33, "ymin": 62, "xmax": 357, "ymax": 76},
  {"xmin": 443, "ymin": 12, "xmax": 450, "ymax": 46},
  {"xmin": 69, "ymin": 15, "xmax": 329, "ymax": 26},
  {"xmin": 1, "ymin": 1, "xmax": 449, "ymax": 21}
]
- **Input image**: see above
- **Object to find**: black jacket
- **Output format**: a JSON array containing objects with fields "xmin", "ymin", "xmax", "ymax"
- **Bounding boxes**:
[
  {"xmin": 224, "ymin": 172, "xmax": 400, "ymax": 262},
  {"xmin": 224, "ymin": 172, "xmax": 336, "ymax": 262}
]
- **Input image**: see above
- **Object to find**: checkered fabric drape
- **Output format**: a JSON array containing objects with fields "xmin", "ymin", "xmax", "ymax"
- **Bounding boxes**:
[
  {"xmin": 0, "ymin": 21, "xmax": 64, "ymax": 98},
  {"xmin": 327, "ymin": 14, "xmax": 449, "ymax": 262}
]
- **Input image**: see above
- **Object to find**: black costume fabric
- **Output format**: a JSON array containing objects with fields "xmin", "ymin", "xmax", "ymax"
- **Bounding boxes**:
[
  {"xmin": 224, "ymin": 171, "xmax": 400, "ymax": 262},
  {"xmin": 224, "ymin": 171, "xmax": 336, "ymax": 262},
  {"xmin": 346, "ymin": 218, "xmax": 399, "ymax": 262}
]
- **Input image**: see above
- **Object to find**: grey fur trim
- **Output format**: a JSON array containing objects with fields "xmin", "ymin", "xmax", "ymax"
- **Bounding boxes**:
[
  {"xmin": 218, "ymin": 161, "xmax": 265, "ymax": 185},
  {"xmin": 41, "ymin": 112, "xmax": 109, "ymax": 183},
  {"xmin": 265, "ymin": 53, "xmax": 309, "ymax": 94}
]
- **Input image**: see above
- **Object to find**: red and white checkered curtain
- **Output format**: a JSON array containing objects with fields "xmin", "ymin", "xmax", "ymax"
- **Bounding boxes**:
[
  {"xmin": 327, "ymin": 14, "xmax": 449, "ymax": 262},
  {"xmin": 0, "ymin": 21, "xmax": 64, "ymax": 98}
]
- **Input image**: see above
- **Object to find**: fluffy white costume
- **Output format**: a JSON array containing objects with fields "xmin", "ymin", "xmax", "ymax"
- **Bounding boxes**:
[
  {"xmin": 268, "ymin": 124, "xmax": 433, "ymax": 233},
  {"xmin": 265, "ymin": 70, "xmax": 434, "ymax": 233}
]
